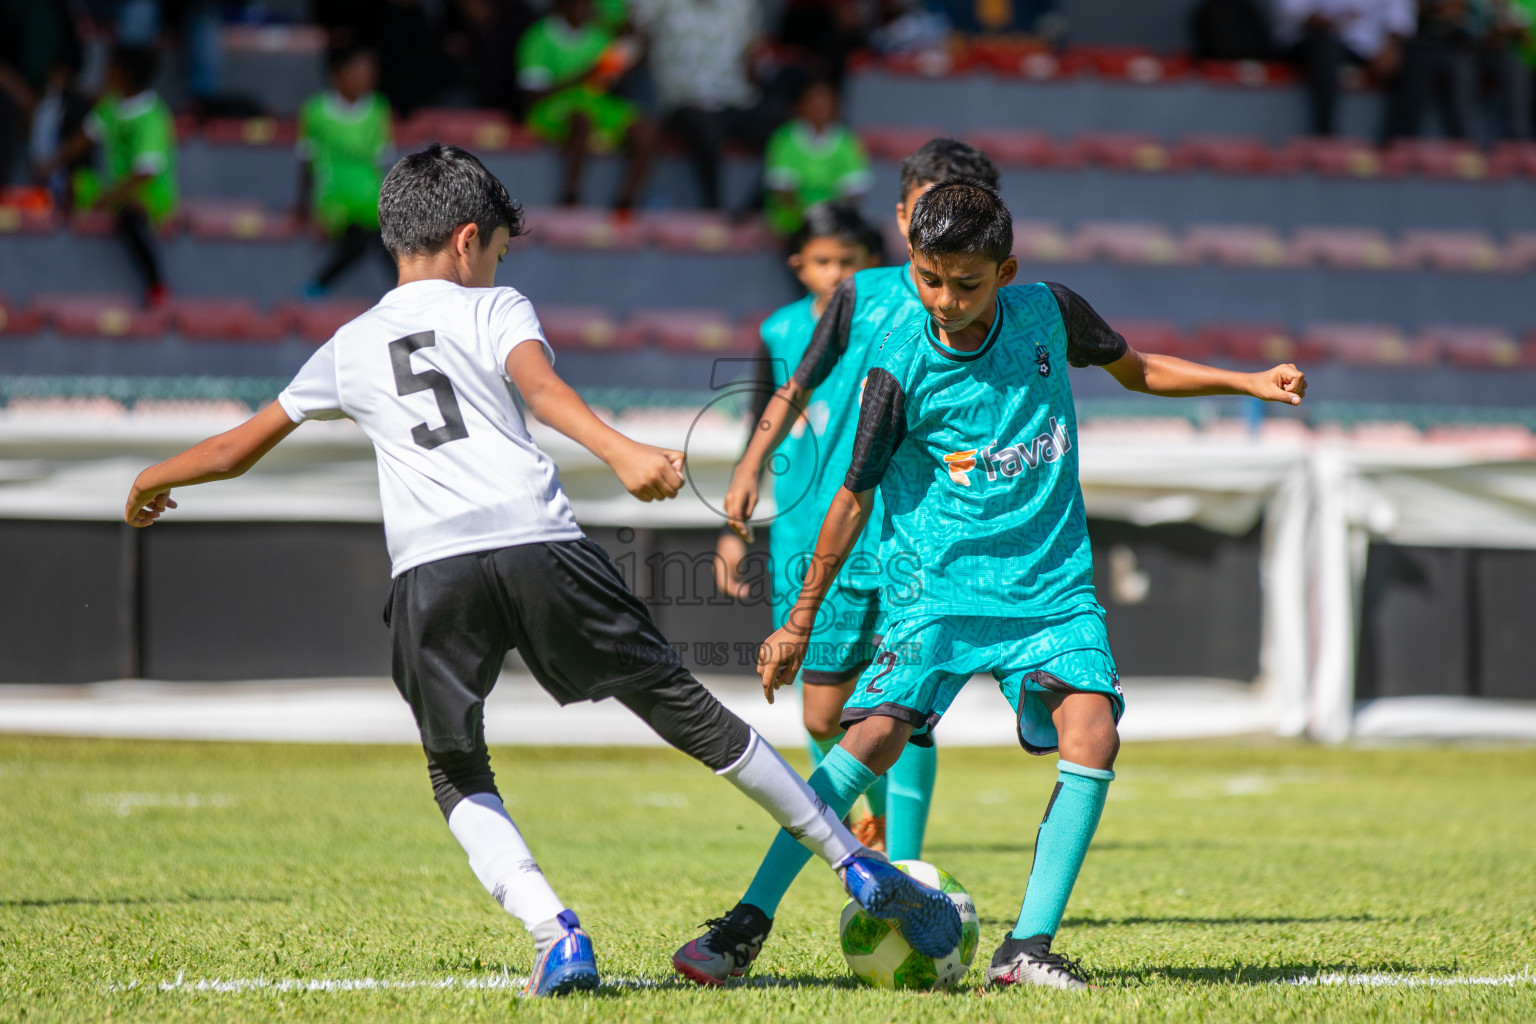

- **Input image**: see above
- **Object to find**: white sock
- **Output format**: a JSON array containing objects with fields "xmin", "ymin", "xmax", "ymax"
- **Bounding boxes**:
[
  {"xmin": 717, "ymin": 729, "xmax": 865, "ymax": 868},
  {"xmin": 446, "ymin": 792, "xmax": 567, "ymax": 932}
]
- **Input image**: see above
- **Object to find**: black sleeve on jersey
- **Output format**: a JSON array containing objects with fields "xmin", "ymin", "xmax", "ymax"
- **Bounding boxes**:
[
  {"xmin": 1046, "ymin": 282, "xmax": 1129, "ymax": 368},
  {"xmin": 745, "ymin": 339, "xmax": 776, "ymax": 431},
  {"xmin": 792, "ymin": 276, "xmax": 858, "ymax": 390},
  {"xmin": 844, "ymin": 367, "xmax": 908, "ymax": 493}
]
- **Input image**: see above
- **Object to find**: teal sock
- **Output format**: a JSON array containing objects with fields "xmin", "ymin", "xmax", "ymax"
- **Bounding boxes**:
[
  {"xmin": 806, "ymin": 732, "xmax": 839, "ymax": 772},
  {"xmin": 741, "ymin": 745, "xmax": 878, "ymax": 917},
  {"xmin": 865, "ymin": 773, "xmax": 888, "ymax": 818},
  {"xmin": 885, "ymin": 741, "xmax": 937, "ymax": 861},
  {"xmin": 1011, "ymin": 760, "xmax": 1113, "ymax": 944}
]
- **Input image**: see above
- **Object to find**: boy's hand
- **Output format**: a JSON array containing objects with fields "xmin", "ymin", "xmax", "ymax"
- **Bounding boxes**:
[
  {"xmin": 1250, "ymin": 364, "xmax": 1307, "ymax": 405},
  {"xmin": 125, "ymin": 484, "xmax": 177, "ymax": 527},
  {"xmin": 722, "ymin": 463, "xmax": 761, "ymax": 542},
  {"xmin": 612, "ymin": 440, "xmax": 685, "ymax": 502},
  {"xmin": 714, "ymin": 530, "xmax": 753, "ymax": 599},
  {"xmin": 757, "ymin": 624, "xmax": 810, "ymax": 703}
]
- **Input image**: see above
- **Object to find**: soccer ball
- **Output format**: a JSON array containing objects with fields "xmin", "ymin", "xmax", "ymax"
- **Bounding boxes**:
[{"xmin": 838, "ymin": 860, "xmax": 981, "ymax": 990}]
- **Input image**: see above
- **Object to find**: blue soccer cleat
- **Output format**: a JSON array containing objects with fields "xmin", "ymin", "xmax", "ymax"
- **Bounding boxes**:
[
  {"xmin": 522, "ymin": 910, "xmax": 600, "ymax": 997},
  {"xmin": 841, "ymin": 855, "xmax": 962, "ymax": 959}
]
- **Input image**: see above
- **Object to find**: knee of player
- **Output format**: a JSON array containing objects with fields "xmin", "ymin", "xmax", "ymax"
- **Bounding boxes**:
[
  {"xmin": 803, "ymin": 711, "xmax": 843, "ymax": 741},
  {"xmin": 1057, "ymin": 695, "xmax": 1120, "ymax": 768},
  {"xmin": 841, "ymin": 716, "xmax": 911, "ymax": 774}
]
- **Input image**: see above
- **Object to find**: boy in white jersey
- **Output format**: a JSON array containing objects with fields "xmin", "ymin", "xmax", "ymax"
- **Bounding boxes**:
[{"xmin": 123, "ymin": 144, "xmax": 961, "ymax": 996}]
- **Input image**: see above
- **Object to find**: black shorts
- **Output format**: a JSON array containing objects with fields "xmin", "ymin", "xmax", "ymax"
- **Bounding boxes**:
[{"xmin": 384, "ymin": 537, "xmax": 688, "ymax": 755}]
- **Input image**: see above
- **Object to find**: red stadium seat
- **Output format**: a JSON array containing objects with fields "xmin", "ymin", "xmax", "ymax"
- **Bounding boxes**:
[
  {"xmin": 642, "ymin": 211, "xmax": 773, "ymax": 254},
  {"xmin": 1288, "ymin": 137, "xmax": 1408, "ymax": 178},
  {"xmin": 523, "ymin": 207, "xmax": 649, "ymax": 250},
  {"xmin": 633, "ymin": 309, "xmax": 751, "ymax": 354},
  {"xmin": 969, "ymin": 40, "xmax": 1059, "ymax": 79},
  {"xmin": 1290, "ymin": 227, "xmax": 1398, "ymax": 269},
  {"xmin": 1067, "ymin": 46, "xmax": 1190, "ymax": 83},
  {"xmin": 965, "ymin": 129, "xmax": 1080, "ymax": 169},
  {"xmin": 170, "ymin": 297, "xmax": 292, "ymax": 342},
  {"xmin": 1389, "ymin": 139, "xmax": 1506, "ymax": 181},
  {"xmin": 396, "ymin": 108, "xmax": 535, "ymax": 151},
  {"xmin": 201, "ymin": 116, "xmax": 297, "ymax": 147},
  {"xmin": 1178, "ymin": 135, "xmax": 1296, "ymax": 175},
  {"xmin": 1307, "ymin": 323, "xmax": 1436, "ymax": 366},
  {"xmin": 1182, "ymin": 224, "xmax": 1295, "ymax": 266},
  {"xmin": 1504, "ymin": 232, "xmax": 1536, "ymax": 270},
  {"xmin": 539, "ymin": 306, "xmax": 646, "ymax": 352},
  {"xmin": 1013, "ymin": 221, "xmax": 1075, "ymax": 262},
  {"xmin": 34, "ymin": 293, "xmax": 168, "ymax": 339},
  {"xmin": 1075, "ymin": 132, "xmax": 1191, "ymax": 173},
  {"xmin": 1198, "ymin": 60, "xmax": 1298, "ymax": 87},
  {"xmin": 69, "ymin": 207, "xmax": 182, "ymax": 238},
  {"xmin": 1074, "ymin": 222, "xmax": 1185, "ymax": 264},
  {"xmin": 1199, "ymin": 322, "xmax": 1325, "ymax": 364},
  {"xmin": 0, "ymin": 187, "xmax": 62, "ymax": 235},
  {"xmin": 1420, "ymin": 325, "xmax": 1533, "ymax": 368},
  {"xmin": 284, "ymin": 298, "xmax": 373, "ymax": 344},
  {"xmin": 0, "ymin": 294, "xmax": 42, "ymax": 335},
  {"xmin": 183, "ymin": 199, "xmax": 300, "ymax": 242},
  {"xmin": 1396, "ymin": 230, "xmax": 1507, "ymax": 272},
  {"xmin": 877, "ymin": 50, "xmax": 978, "ymax": 78},
  {"xmin": 1491, "ymin": 141, "xmax": 1536, "ymax": 178},
  {"xmin": 1114, "ymin": 319, "xmax": 1208, "ymax": 359},
  {"xmin": 858, "ymin": 127, "xmax": 947, "ymax": 162}
]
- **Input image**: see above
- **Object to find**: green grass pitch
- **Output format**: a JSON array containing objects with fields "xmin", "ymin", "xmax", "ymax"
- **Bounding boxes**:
[{"xmin": 2, "ymin": 734, "xmax": 1532, "ymax": 1022}]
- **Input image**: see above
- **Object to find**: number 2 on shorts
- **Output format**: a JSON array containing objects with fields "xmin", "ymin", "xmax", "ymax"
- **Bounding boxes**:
[{"xmin": 389, "ymin": 331, "xmax": 469, "ymax": 450}]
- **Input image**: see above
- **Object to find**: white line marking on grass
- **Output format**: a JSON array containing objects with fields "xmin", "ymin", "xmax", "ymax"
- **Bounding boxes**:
[{"xmin": 1287, "ymin": 971, "xmax": 1535, "ymax": 988}]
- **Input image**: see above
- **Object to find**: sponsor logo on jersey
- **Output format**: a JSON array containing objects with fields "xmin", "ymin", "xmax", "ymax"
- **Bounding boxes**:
[
  {"xmin": 942, "ymin": 449, "xmax": 978, "ymax": 486},
  {"xmin": 942, "ymin": 417, "xmax": 1072, "ymax": 485}
]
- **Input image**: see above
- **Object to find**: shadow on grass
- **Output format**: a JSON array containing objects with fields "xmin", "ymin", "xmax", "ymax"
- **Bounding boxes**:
[
  {"xmin": 2, "ymin": 894, "xmax": 288, "ymax": 909},
  {"xmin": 1060, "ymin": 913, "xmax": 1388, "ymax": 929},
  {"xmin": 1093, "ymin": 960, "xmax": 1428, "ymax": 987}
]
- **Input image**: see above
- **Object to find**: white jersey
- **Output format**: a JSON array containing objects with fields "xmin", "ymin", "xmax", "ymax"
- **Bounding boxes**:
[{"xmin": 278, "ymin": 279, "xmax": 584, "ymax": 576}]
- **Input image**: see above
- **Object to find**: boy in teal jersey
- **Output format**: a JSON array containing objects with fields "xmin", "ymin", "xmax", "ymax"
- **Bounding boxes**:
[
  {"xmin": 748, "ymin": 180, "xmax": 1307, "ymax": 990},
  {"xmin": 296, "ymin": 44, "xmax": 395, "ymax": 295},
  {"xmin": 675, "ymin": 140, "xmax": 1000, "ymax": 986}
]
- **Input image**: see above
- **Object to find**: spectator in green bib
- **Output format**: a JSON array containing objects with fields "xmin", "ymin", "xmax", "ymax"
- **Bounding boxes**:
[
  {"xmin": 763, "ymin": 77, "xmax": 870, "ymax": 236},
  {"xmin": 517, "ymin": 0, "xmax": 655, "ymax": 210},
  {"xmin": 43, "ymin": 45, "xmax": 178, "ymax": 308},
  {"xmin": 296, "ymin": 43, "xmax": 396, "ymax": 296}
]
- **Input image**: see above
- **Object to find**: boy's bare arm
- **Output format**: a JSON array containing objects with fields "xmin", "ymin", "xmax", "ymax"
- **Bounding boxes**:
[
  {"xmin": 758, "ymin": 485, "xmax": 873, "ymax": 701},
  {"xmin": 1103, "ymin": 347, "xmax": 1307, "ymax": 405},
  {"xmin": 505, "ymin": 339, "xmax": 685, "ymax": 502},
  {"xmin": 722, "ymin": 379, "xmax": 812, "ymax": 540},
  {"xmin": 124, "ymin": 402, "xmax": 300, "ymax": 526}
]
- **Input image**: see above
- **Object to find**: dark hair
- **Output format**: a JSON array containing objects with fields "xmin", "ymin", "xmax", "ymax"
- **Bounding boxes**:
[
  {"xmin": 908, "ymin": 180, "xmax": 1013, "ymax": 265},
  {"xmin": 788, "ymin": 201, "xmax": 869, "ymax": 255},
  {"xmin": 326, "ymin": 41, "xmax": 374, "ymax": 73},
  {"xmin": 110, "ymin": 45, "xmax": 157, "ymax": 95},
  {"xmin": 897, "ymin": 138, "xmax": 999, "ymax": 201},
  {"xmin": 379, "ymin": 144, "xmax": 524, "ymax": 259},
  {"xmin": 857, "ymin": 218, "xmax": 888, "ymax": 266}
]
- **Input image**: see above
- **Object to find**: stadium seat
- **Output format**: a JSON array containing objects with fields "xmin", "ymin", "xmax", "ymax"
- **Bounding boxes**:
[
  {"xmin": 642, "ymin": 211, "xmax": 774, "ymax": 254},
  {"xmin": 1396, "ymin": 230, "xmax": 1506, "ymax": 272},
  {"xmin": 0, "ymin": 294, "xmax": 42, "ymax": 334},
  {"xmin": 1307, "ymin": 323, "xmax": 1436, "ymax": 366},
  {"xmin": 201, "ymin": 116, "xmax": 297, "ymax": 147},
  {"xmin": 1199, "ymin": 322, "xmax": 1326, "ymax": 364},
  {"xmin": 396, "ymin": 108, "xmax": 535, "ymax": 151},
  {"xmin": 1290, "ymin": 227, "xmax": 1398, "ymax": 269},
  {"xmin": 183, "ymin": 199, "xmax": 300, "ymax": 242},
  {"xmin": 1492, "ymin": 141, "xmax": 1536, "ymax": 178},
  {"xmin": 1504, "ymin": 232, "xmax": 1536, "ymax": 270},
  {"xmin": 1113, "ymin": 319, "xmax": 1209, "ymax": 359},
  {"xmin": 34, "ymin": 293, "xmax": 168, "ymax": 339},
  {"xmin": 965, "ymin": 129, "xmax": 1080, "ymax": 169},
  {"xmin": 1198, "ymin": 60, "xmax": 1298, "ymax": 87},
  {"xmin": 1182, "ymin": 224, "xmax": 1294, "ymax": 266},
  {"xmin": 284, "ymin": 298, "xmax": 373, "ymax": 343},
  {"xmin": 1420, "ymin": 325, "xmax": 1533, "ymax": 368},
  {"xmin": 1013, "ymin": 221, "xmax": 1075, "ymax": 261},
  {"xmin": 968, "ymin": 40, "xmax": 1057, "ymax": 79},
  {"xmin": 1075, "ymin": 132, "xmax": 1191, "ymax": 173},
  {"xmin": 1423, "ymin": 423, "xmax": 1535, "ymax": 452},
  {"xmin": 633, "ymin": 309, "xmax": 752, "ymax": 354},
  {"xmin": 857, "ymin": 126, "xmax": 948, "ymax": 162},
  {"xmin": 1074, "ymin": 222, "xmax": 1185, "ymax": 264},
  {"xmin": 539, "ymin": 306, "xmax": 646, "ymax": 352},
  {"xmin": 1068, "ymin": 46, "xmax": 1191, "ymax": 83},
  {"xmin": 1288, "ymin": 137, "xmax": 1408, "ymax": 178},
  {"xmin": 1178, "ymin": 135, "xmax": 1296, "ymax": 175},
  {"xmin": 0, "ymin": 187, "xmax": 62, "ymax": 234},
  {"xmin": 1389, "ymin": 139, "xmax": 1506, "ymax": 181},
  {"xmin": 169, "ymin": 297, "xmax": 292, "ymax": 342},
  {"xmin": 523, "ymin": 207, "xmax": 649, "ymax": 250},
  {"xmin": 876, "ymin": 50, "xmax": 979, "ymax": 78},
  {"xmin": 67, "ymin": 207, "xmax": 182, "ymax": 239}
]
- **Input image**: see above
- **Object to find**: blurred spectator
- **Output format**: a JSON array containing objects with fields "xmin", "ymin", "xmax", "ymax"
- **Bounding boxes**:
[
  {"xmin": 0, "ymin": 0, "xmax": 81, "ymax": 186},
  {"xmin": 763, "ymin": 77, "xmax": 870, "ymax": 235},
  {"xmin": 296, "ymin": 44, "xmax": 394, "ymax": 296},
  {"xmin": 444, "ymin": 0, "xmax": 538, "ymax": 118},
  {"xmin": 1189, "ymin": 0, "xmax": 1277, "ymax": 60},
  {"xmin": 775, "ymin": 0, "xmax": 867, "ymax": 86},
  {"xmin": 1391, "ymin": 0, "xmax": 1478, "ymax": 139},
  {"xmin": 517, "ymin": 0, "xmax": 655, "ymax": 209},
  {"xmin": 633, "ymin": 0, "xmax": 779, "ymax": 211},
  {"xmin": 29, "ymin": 58, "xmax": 93, "ymax": 211},
  {"xmin": 1276, "ymin": 0, "xmax": 1415, "ymax": 136},
  {"xmin": 1473, "ymin": 0, "xmax": 1533, "ymax": 138},
  {"xmin": 43, "ymin": 45, "xmax": 179, "ymax": 307},
  {"xmin": 320, "ymin": 0, "xmax": 456, "ymax": 117}
]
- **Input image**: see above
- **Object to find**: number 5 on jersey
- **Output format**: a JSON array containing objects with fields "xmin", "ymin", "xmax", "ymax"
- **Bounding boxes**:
[{"xmin": 390, "ymin": 331, "xmax": 469, "ymax": 450}]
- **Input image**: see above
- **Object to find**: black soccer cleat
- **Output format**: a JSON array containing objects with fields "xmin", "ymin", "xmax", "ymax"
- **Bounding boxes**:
[{"xmin": 672, "ymin": 902, "xmax": 773, "ymax": 985}]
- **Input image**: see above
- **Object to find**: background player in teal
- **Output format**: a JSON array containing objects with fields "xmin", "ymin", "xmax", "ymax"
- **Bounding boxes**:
[
  {"xmin": 676, "ymin": 141, "xmax": 1000, "ymax": 986},
  {"xmin": 753, "ymin": 180, "xmax": 1308, "ymax": 991}
]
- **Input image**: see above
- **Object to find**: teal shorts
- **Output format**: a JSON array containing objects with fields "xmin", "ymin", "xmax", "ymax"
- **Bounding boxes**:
[
  {"xmin": 773, "ymin": 581, "xmax": 881, "ymax": 684},
  {"xmin": 840, "ymin": 609, "xmax": 1124, "ymax": 754}
]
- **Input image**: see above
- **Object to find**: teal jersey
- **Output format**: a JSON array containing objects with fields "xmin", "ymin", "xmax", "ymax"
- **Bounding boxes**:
[
  {"xmin": 843, "ymin": 281, "xmax": 1128, "ymax": 620},
  {"xmin": 757, "ymin": 294, "xmax": 819, "ymax": 560},
  {"xmin": 776, "ymin": 263, "xmax": 926, "ymax": 595}
]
